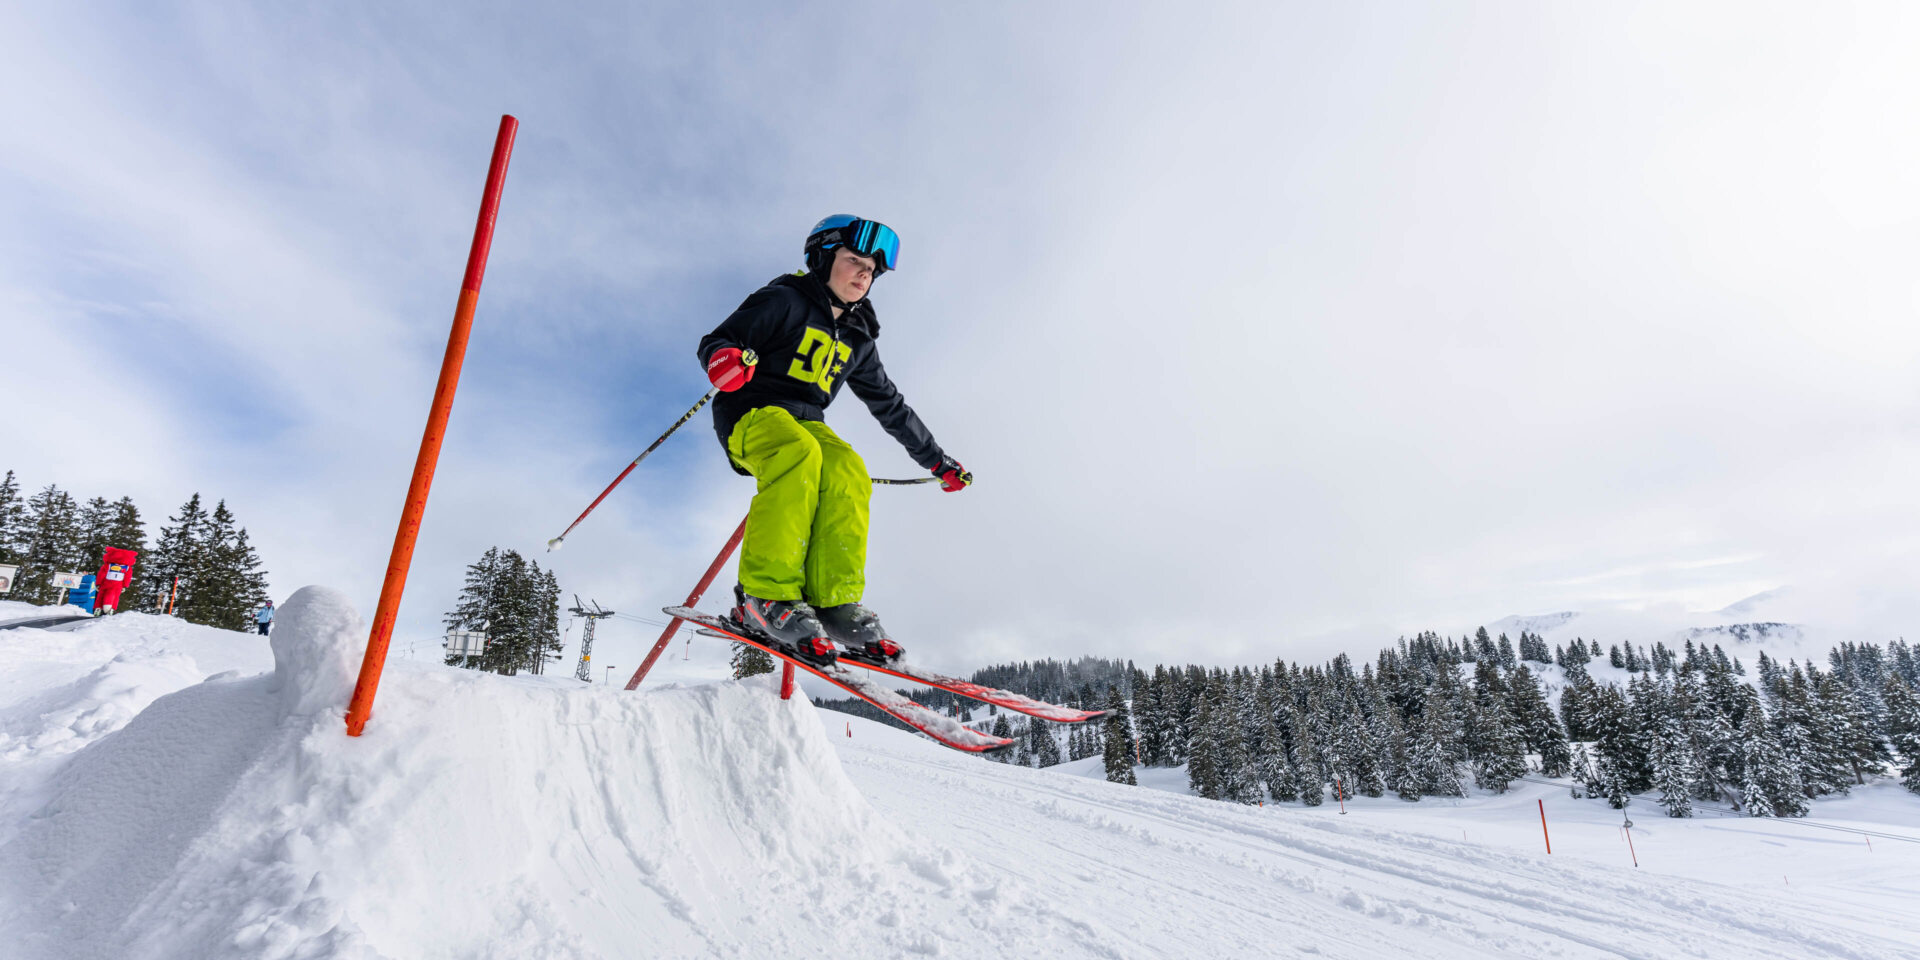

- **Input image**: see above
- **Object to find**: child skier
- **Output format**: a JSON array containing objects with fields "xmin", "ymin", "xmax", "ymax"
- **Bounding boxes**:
[{"xmin": 697, "ymin": 215, "xmax": 969, "ymax": 665}]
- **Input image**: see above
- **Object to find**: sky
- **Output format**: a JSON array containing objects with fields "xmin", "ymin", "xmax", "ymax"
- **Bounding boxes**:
[{"xmin": 3, "ymin": 2, "xmax": 1918, "ymax": 679}]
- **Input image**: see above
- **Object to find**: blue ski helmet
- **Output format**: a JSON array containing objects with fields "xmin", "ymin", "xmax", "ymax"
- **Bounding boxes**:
[{"xmin": 805, "ymin": 215, "xmax": 900, "ymax": 277}]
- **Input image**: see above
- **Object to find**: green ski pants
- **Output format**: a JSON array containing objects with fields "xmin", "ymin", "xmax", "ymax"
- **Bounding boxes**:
[{"xmin": 727, "ymin": 406, "xmax": 870, "ymax": 607}]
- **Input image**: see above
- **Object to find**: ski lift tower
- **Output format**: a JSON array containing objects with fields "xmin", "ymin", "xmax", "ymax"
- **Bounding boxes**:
[{"xmin": 568, "ymin": 596, "xmax": 615, "ymax": 683}]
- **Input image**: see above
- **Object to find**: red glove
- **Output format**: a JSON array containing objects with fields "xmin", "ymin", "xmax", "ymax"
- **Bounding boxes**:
[
  {"xmin": 706, "ymin": 347, "xmax": 756, "ymax": 392},
  {"xmin": 933, "ymin": 456, "xmax": 972, "ymax": 492}
]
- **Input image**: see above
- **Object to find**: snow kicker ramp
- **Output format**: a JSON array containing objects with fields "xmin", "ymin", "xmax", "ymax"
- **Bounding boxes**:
[{"xmin": 0, "ymin": 586, "xmax": 958, "ymax": 960}]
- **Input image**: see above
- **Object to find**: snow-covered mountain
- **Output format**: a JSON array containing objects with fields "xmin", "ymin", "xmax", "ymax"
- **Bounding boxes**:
[
  {"xmin": 1, "ymin": 596, "xmax": 1915, "ymax": 959},
  {"xmin": 1483, "ymin": 590, "xmax": 1842, "ymax": 665},
  {"xmin": 1486, "ymin": 610, "xmax": 1580, "ymax": 637}
]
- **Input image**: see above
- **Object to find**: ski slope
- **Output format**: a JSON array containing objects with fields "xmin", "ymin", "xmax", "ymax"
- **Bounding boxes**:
[
  {"xmin": 1, "ymin": 593, "xmax": 1915, "ymax": 959},
  {"xmin": 837, "ymin": 714, "xmax": 1918, "ymax": 958}
]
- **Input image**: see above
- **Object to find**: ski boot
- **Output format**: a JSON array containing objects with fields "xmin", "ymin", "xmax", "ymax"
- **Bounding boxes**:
[
  {"xmin": 816, "ymin": 603, "xmax": 903, "ymax": 666},
  {"xmin": 731, "ymin": 586, "xmax": 837, "ymax": 667}
]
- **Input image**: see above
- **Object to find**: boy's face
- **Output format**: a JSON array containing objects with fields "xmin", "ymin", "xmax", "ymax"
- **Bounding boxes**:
[{"xmin": 826, "ymin": 247, "xmax": 877, "ymax": 304}]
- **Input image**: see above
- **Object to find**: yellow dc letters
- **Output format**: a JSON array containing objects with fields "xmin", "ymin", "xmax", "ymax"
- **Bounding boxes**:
[{"xmin": 787, "ymin": 327, "xmax": 852, "ymax": 391}]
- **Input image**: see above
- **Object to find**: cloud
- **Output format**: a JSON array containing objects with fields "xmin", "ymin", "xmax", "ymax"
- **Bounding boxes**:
[{"xmin": 2, "ymin": 2, "xmax": 1916, "ymax": 682}]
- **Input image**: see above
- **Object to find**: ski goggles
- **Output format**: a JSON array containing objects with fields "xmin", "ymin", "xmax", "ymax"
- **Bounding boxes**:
[{"xmin": 825, "ymin": 218, "xmax": 901, "ymax": 273}]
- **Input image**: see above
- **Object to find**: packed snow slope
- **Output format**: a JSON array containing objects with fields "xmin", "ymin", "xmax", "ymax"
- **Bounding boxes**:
[{"xmin": 2, "ymin": 593, "xmax": 1915, "ymax": 959}]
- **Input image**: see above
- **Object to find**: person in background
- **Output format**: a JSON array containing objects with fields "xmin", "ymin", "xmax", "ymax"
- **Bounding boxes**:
[
  {"xmin": 256, "ymin": 599, "xmax": 274, "ymax": 636},
  {"xmin": 94, "ymin": 547, "xmax": 138, "ymax": 615}
]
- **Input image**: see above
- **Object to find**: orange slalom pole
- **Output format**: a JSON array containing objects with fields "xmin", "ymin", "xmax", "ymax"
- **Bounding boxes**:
[
  {"xmin": 625, "ymin": 515, "xmax": 748, "ymax": 690},
  {"xmin": 346, "ymin": 114, "xmax": 518, "ymax": 737}
]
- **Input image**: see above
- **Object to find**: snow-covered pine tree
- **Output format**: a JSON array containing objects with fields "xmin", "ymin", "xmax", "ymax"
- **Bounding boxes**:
[
  {"xmin": 178, "ymin": 500, "xmax": 240, "ymax": 627},
  {"xmin": 1523, "ymin": 631, "xmax": 1552, "ymax": 663},
  {"xmin": 1817, "ymin": 673, "xmax": 1890, "ymax": 787},
  {"xmin": 1508, "ymin": 665, "xmax": 1572, "ymax": 777},
  {"xmin": 1220, "ymin": 682, "xmax": 1260, "ymax": 804},
  {"xmin": 1412, "ymin": 702, "xmax": 1463, "ymax": 798},
  {"xmin": 1255, "ymin": 691, "xmax": 1295, "ymax": 801},
  {"xmin": 1648, "ymin": 684, "xmax": 1696, "ymax": 818},
  {"xmin": 1596, "ymin": 750, "xmax": 1631, "ymax": 810},
  {"xmin": 1473, "ymin": 626, "xmax": 1495, "ymax": 663},
  {"xmin": 99, "ymin": 497, "xmax": 148, "ymax": 608},
  {"xmin": 1569, "ymin": 743, "xmax": 1598, "ymax": 799},
  {"xmin": 1187, "ymin": 673, "xmax": 1223, "ymax": 799},
  {"xmin": 1175, "ymin": 666, "xmax": 1206, "ymax": 764},
  {"xmin": 1032, "ymin": 718, "xmax": 1063, "ymax": 768},
  {"xmin": 1293, "ymin": 687, "xmax": 1326, "ymax": 805},
  {"xmin": 1389, "ymin": 712, "xmax": 1420, "ymax": 801},
  {"xmin": 1881, "ymin": 676, "xmax": 1920, "ymax": 795},
  {"xmin": 1472, "ymin": 700, "xmax": 1528, "ymax": 794},
  {"xmin": 178, "ymin": 500, "xmax": 269, "ymax": 630},
  {"xmin": 0, "ymin": 471, "xmax": 24, "ymax": 565},
  {"xmin": 74, "ymin": 496, "xmax": 116, "ymax": 574},
  {"xmin": 730, "ymin": 641, "xmax": 775, "ymax": 678},
  {"xmin": 525, "ymin": 561, "xmax": 563, "ymax": 674},
  {"xmin": 444, "ymin": 547, "xmax": 561, "ymax": 675},
  {"xmin": 1101, "ymin": 686, "xmax": 1137, "ymax": 784},
  {"xmin": 1738, "ymin": 696, "xmax": 1807, "ymax": 817},
  {"xmin": 1341, "ymin": 686, "xmax": 1386, "ymax": 798},
  {"xmin": 144, "ymin": 493, "xmax": 208, "ymax": 613},
  {"xmin": 1137, "ymin": 666, "xmax": 1169, "ymax": 765},
  {"xmin": 14, "ymin": 485, "xmax": 81, "ymax": 604},
  {"xmin": 1354, "ymin": 676, "xmax": 1393, "ymax": 798},
  {"xmin": 988, "ymin": 714, "xmax": 1013, "ymax": 763},
  {"xmin": 1652, "ymin": 641, "xmax": 1675, "ymax": 675}
]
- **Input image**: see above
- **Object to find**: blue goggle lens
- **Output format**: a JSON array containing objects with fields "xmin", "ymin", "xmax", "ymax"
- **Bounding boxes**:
[{"xmin": 844, "ymin": 219, "xmax": 900, "ymax": 272}]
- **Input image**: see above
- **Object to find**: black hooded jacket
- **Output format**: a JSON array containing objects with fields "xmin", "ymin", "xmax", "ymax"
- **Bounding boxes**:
[{"xmin": 697, "ymin": 273, "xmax": 946, "ymax": 476}]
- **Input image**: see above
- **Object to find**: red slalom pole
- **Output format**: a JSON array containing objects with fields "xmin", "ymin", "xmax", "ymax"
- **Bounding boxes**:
[
  {"xmin": 780, "ymin": 661, "xmax": 796, "ymax": 700},
  {"xmin": 346, "ymin": 115, "xmax": 518, "ymax": 737},
  {"xmin": 1538, "ymin": 798, "xmax": 1552, "ymax": 854},
  {"xmin": 625, "ymin": 515, "xmax": 748, "ymax": 690}
]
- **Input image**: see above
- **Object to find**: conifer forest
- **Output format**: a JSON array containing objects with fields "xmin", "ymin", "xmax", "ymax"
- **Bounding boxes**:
[
  {"xmin": 0, "ymin": 468, "xmax": 270, "ymax": 631},
  {"xmin": 822, "ymin": 628, "xmax": 1920, "ymax": 815}
]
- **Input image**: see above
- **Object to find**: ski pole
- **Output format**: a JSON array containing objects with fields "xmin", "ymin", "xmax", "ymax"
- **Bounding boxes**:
[{"xmin": 547, "ymin": 350, "xmax": 757, "ymax": 551}]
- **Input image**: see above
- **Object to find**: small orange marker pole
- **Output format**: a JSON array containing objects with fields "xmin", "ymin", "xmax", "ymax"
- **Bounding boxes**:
[
  {"xmin": 1538, "ymin": 798, "xmax": 1552, "ymax": 854},
  {"xmin": 346, "ymin": 115, "xmax": 518, "ymax": 737}
]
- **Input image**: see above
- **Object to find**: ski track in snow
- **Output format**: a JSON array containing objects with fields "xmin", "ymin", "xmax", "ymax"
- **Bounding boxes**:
[
  {"xmin": 2, "ymin": 596, "xmax": 1916, "ymax": 959},
  {"xmin": 835, "ymin": 722, "xmax": 1918, "ymax": 960}
]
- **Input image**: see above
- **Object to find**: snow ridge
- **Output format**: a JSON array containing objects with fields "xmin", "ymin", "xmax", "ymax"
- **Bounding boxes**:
[{"xmin": 0, "ymin": 586, "xmax": 933, "ymax": 960}]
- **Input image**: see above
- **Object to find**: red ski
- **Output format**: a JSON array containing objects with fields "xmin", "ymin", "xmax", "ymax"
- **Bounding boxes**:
[
  {"xmin": 665, "ymin": 607, "xmax": 1013, "ymax": 754},
  {"xmin": 837, "ymin": 656, "xmax": 1106, "ymax": 725}
]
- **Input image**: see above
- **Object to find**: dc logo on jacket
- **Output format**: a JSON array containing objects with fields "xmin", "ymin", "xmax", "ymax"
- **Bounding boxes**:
[{"xmin": 788, "ymin": 327, "xmax": 852, "ymax": 392}]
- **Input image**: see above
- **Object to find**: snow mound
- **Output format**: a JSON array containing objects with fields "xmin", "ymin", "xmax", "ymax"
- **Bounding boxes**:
[
  {"xmin": 268, "ymin": 585, "xmax": 363, "ymax": 716},
  {"xmin": 0, "ymin": 586, "xmax": 920, "ymax": 960}
]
